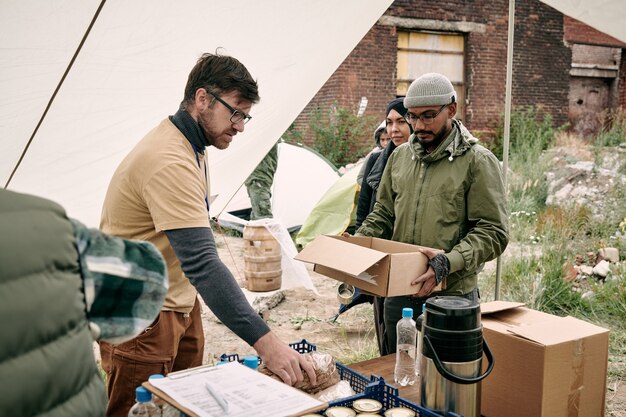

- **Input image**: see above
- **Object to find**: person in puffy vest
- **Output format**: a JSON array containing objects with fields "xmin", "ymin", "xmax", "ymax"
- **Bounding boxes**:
[{"xmin": 0, "ymin": 189, "xmax": 167, "ymax": 417}]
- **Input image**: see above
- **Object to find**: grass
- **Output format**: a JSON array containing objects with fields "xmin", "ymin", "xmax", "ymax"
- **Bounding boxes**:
[
  {"xmin": 480, "ymin": 107, "xmax": 626, "ymax": 383},
  {"xmin": 328, "ymin": 305, "xmax": 379, "ymax": 365}
]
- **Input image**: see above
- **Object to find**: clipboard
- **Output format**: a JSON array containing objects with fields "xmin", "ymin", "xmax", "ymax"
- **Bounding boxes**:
[{"xmin": 143, "ymin": 362, "xmax": 328, "ymax": 417}]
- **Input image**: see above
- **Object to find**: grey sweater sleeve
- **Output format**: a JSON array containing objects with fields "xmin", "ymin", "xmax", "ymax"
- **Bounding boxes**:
[{"xmin": 164, "ymin": 227, "xmax": 270, "ymax": 346}]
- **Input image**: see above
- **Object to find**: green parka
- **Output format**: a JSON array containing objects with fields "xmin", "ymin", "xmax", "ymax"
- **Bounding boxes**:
[
  {"xmin": 0, "ymin": 190, "xmax": 107, "ymax": 416},
  {"xmin": 356, "ymin": 120, "xmax": 509, "ymax": 295}
]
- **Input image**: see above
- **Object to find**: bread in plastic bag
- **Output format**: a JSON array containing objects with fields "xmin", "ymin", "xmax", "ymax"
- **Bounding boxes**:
[{"xmin": 258, "ymin": 351, "xmax": 340, "ymax": 394}]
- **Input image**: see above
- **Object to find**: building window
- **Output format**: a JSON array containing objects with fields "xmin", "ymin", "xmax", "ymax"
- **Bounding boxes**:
[{"xmin": 397, "ymin": 31, "xmax": 465, "ymax": 120}]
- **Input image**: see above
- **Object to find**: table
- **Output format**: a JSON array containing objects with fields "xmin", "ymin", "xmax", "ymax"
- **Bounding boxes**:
[{"xmin": 347, "ymin": 354, "xmax": 421, "ymax": 405}]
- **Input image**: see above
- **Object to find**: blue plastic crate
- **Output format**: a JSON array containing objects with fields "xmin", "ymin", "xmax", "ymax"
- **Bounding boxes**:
[
  {"xmin": 219, "ymin": 340, "xmax": 459, "ymax": 416},
  {"xmin": 324, "ymin": 379, "xmax": 463, "ymax": 417},
  {"xmin": 219, "ymin": 339, "xmax": 317, "ymax": 366},
  {"xmin": 219, "ymin": 339, "xmax": 375, "ymax": 394}
]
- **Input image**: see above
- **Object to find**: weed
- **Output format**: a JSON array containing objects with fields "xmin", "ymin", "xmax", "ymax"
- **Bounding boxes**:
[
  {"xmin": 594, "ymin": 108, "xmax": 626, "ymax": 147},
  {"xmin": 289, "ymin": 312, "xmax": 322, "ymax": 327}
]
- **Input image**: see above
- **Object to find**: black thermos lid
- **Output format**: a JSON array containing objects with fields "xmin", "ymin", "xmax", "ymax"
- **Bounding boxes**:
[{"xmin": 425, "ymin": 296, "xmax": 481, "ymax": 331}]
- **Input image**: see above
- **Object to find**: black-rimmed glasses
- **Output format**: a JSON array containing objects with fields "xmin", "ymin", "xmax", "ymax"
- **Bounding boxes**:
[
  {"xmin": 405, "ymin": 104, "xmax": 448, "ymax": 125},
  {"xmin": 208, "ymin": 91, "xmax": 252, "ymax": 125}
]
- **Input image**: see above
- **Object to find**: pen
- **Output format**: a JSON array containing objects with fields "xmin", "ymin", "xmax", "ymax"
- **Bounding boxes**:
[{"xmin": 205, "ymin": 381, "xmax": 229, "ymax": 414}]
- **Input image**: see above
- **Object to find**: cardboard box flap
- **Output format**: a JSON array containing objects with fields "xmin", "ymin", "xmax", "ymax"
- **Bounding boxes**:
[
  {"xmin": 295, "ymin": 235, "xmax": 387, "ymax": 276},
  {"xmin": 481, "ymin": 300, "xmax": 526, "ymax": 315},
  {"xmin": 507, "ymin": 316, "xmax": 609, "ymax": 346}
]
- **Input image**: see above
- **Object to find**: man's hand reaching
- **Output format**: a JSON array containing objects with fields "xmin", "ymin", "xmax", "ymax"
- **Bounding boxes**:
[{"xmin": 253, "ymin": 332, "xmax": 317, "ymax": 387}]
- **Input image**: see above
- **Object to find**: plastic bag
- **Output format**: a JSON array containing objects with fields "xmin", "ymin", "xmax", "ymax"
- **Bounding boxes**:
[
  {"xmin": 314, "ymin": 380, "xmax": 356, "ymax": 402},
  {"xmin": 259, "ymin": 351, "xmax": 340, "ymax": 394}
]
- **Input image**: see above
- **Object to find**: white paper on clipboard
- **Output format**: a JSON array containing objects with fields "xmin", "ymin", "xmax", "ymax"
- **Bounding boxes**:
[{"xmin": 147, "ymin": 361, "xmax": 326, "ymax": 417}]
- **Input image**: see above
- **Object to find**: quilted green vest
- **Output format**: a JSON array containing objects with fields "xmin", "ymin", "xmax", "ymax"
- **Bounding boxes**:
[{"xmin": 0, "ymin": 189, "xmax": 107, "ymax": 416}]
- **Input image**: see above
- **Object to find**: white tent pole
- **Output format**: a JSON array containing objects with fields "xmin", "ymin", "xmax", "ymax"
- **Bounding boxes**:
[{"xmin": 495, "ymin": 0, "xmax": 515, "ymax": 300}]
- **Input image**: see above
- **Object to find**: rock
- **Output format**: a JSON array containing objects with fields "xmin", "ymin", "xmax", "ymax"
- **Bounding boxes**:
[
  {"xmin": 592, "ymin": 260, "xmax": 611, "ymax": 278},
  {"xmin": 562, "ymin": 262, "xmax": 578, "ymax": 282},
  {"xmin": 598, "ymin": 247, "xmax": 620, "ymax": 263},
  {"xmin": 581, "ymin": 290, "xmax": 595, "ymax": 300},
  {"xmin": 579, "ymin": 265, "xmax": 594, "ymax": 276},
  {"xmin": 575, "ymin": 254, "xmax": 585, "ymax": 265},
  {"xmin": 571, "ymin": 161, "xmax": 594, "ymax": 172},
  {"xmin": 553, "ymin": 183, "xmax": 573, "ymax": 202},
  {"xmin": 253, "ymin": 291, "xmax": 286, "ymax": 316}
]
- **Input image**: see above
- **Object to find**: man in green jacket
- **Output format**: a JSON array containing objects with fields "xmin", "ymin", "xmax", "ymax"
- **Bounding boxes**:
[{"xmin": 355, "ymin": 73, "xmax": 509, "ymax": 352}]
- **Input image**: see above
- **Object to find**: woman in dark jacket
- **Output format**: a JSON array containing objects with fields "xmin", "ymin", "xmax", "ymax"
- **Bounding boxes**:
[{"xmin": 354, "ymin": 97, "xmax": 413, "ymax": 355}]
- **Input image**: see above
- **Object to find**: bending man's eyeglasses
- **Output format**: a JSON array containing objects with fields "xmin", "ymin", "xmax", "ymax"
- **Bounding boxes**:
[{"xmin": 207, "ymin": 90, "xmax": 252, "ymax": 125}]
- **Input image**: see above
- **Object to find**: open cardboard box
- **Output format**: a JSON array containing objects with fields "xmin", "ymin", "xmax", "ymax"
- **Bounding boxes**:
[
  {"xmin": 480, "ymin": 301, "xmax": 609, "ymax": 417},
  {"xmin": 295, "ymin": 235, "xmax": 442, "ymax": 297}
]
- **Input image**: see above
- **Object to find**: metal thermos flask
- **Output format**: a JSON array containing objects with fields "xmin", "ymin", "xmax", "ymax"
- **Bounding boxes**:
[{"xmin": 418, "ymin": 296, "xmax": 494, "ymax": 417}]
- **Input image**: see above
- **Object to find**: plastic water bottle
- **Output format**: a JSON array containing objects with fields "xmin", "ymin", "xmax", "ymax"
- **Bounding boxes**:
[
  {"xmin": 148, "ymin": 375, "xmax": 166, "ymax": 414},
  {"xmin": 148, "ymin": 375, "xmax": 179, "ymax": 417},
  {"xmin": 394, "ymin": 307, "xmax": 417, "ymax": 387},
  {"xmin": 128, "ymin": 386, "xmax": 161, "ymax": 417}
]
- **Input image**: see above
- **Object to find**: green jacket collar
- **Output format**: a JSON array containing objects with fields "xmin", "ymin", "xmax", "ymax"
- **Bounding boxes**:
[{"xmin": 409, "ymin": 119, "xmax": 479, "ymax": 163}]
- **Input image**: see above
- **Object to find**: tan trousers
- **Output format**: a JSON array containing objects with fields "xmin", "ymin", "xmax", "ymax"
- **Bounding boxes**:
[{"xmin": 99, "ymin": 299, "xmax": 204, "ymax": 417}]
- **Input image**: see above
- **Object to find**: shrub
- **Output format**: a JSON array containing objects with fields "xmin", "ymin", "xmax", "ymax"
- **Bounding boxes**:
[
  {"xmin": 493, "ymin": 107, "xmax": 560, "ymax": 214},
  {"xmin": 308, "ymin": 104, "xmax": 378, "ymax": 167},
  {"xmin": 490, "ymin": 106, "xmax": 558, "ymax": 161}
]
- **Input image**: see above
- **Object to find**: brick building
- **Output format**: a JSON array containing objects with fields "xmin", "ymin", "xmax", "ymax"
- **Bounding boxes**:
[
  {"xmin": 293, "ymin": 0, "xmax": 625, "ymax": 151},
  {"xmin": 563, "ymin": 16, "xmax": 626, "ymax": 135}
]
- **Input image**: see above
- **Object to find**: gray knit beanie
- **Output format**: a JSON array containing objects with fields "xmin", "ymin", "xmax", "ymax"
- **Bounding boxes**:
[{"xmin": 403, "ymin": 73, "xmax": 456, "ymax": 108}]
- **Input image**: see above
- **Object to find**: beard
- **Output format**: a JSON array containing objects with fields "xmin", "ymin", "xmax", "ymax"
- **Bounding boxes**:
[
  {"xmin": 197, "ymin": 109, "xmax": 234, "ymax": 150},
  {"xmin": 415, "ymin": 124, "xmax": 450, "ymax": 152}
]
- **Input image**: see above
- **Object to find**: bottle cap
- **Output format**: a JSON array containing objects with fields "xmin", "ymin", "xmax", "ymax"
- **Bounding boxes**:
[
  {"xmin": 243, "ymin": 355, "xmax": 259, "ymax": 370},
  {"xmin": 135, "ymin": 386, "xmax": 152, "ymax": 402},
  {"xmin": 148, "ymin": 374, "xmax": 164, "ymax": 380},
  {"xmin": 402, "ymin": 307, "xmax": 413, "ymax": 318}
]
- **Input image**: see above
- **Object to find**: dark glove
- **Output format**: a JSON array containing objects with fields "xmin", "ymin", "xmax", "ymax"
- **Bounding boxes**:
[{"xmin": 428, "ymin": 254, "xmax": 450, "ymax": 285}]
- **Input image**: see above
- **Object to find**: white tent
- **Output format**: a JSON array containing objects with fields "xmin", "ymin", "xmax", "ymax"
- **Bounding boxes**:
[
  {"xmin": 2, "ymin": 0, "xmax": 624, "ymax": 228},
  {"xmin": 217, "ymin": 141, "xmax": 339, "ymax": 232},
  {"xmin": 0, "ymin": 0, "xmax": 392, "ymax": 226}
]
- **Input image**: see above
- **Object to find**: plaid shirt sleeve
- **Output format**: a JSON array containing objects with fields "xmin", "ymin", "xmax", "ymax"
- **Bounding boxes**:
[{"xmin": 71, "ymin": 219, "xmax": 168, "ymax": 344}]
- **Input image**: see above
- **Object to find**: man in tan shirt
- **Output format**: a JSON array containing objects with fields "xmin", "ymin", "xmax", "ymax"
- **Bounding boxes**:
[{"xmin": 100, "ymin": 52, "xmax": 315, "ymax": 417}]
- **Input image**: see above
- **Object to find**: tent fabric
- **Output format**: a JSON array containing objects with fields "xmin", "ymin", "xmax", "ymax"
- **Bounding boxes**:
[
  {"xmin": 2, "ymin": 1, "xmax": 623, "ymax": 231},
  {"xmin": 539, "ymin": 0, "xmax": 626, "ymax": 43},
  {"xmin": 219, "ymin": 142, "xmax": 339, "ymax": 231},
  {"xmin": 295, "ymin": 163, "xmax": 363, "ymax": 248},
  {"xmin": 0, "ymin": 0, "xmax": 393, "ymax": 227}
]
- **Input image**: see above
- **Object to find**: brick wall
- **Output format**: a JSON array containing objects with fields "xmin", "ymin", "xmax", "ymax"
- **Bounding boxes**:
[
  {"xmin": 295, "ymin": 0, "xmax": 572, "ymax": 150},
  {"xmin": 293, "ymin": 23, "xmax": 397, "ymax": 150},
  {"xmin": 564, "ymin": 16, "xmax": 626, "ymax": 48}
]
